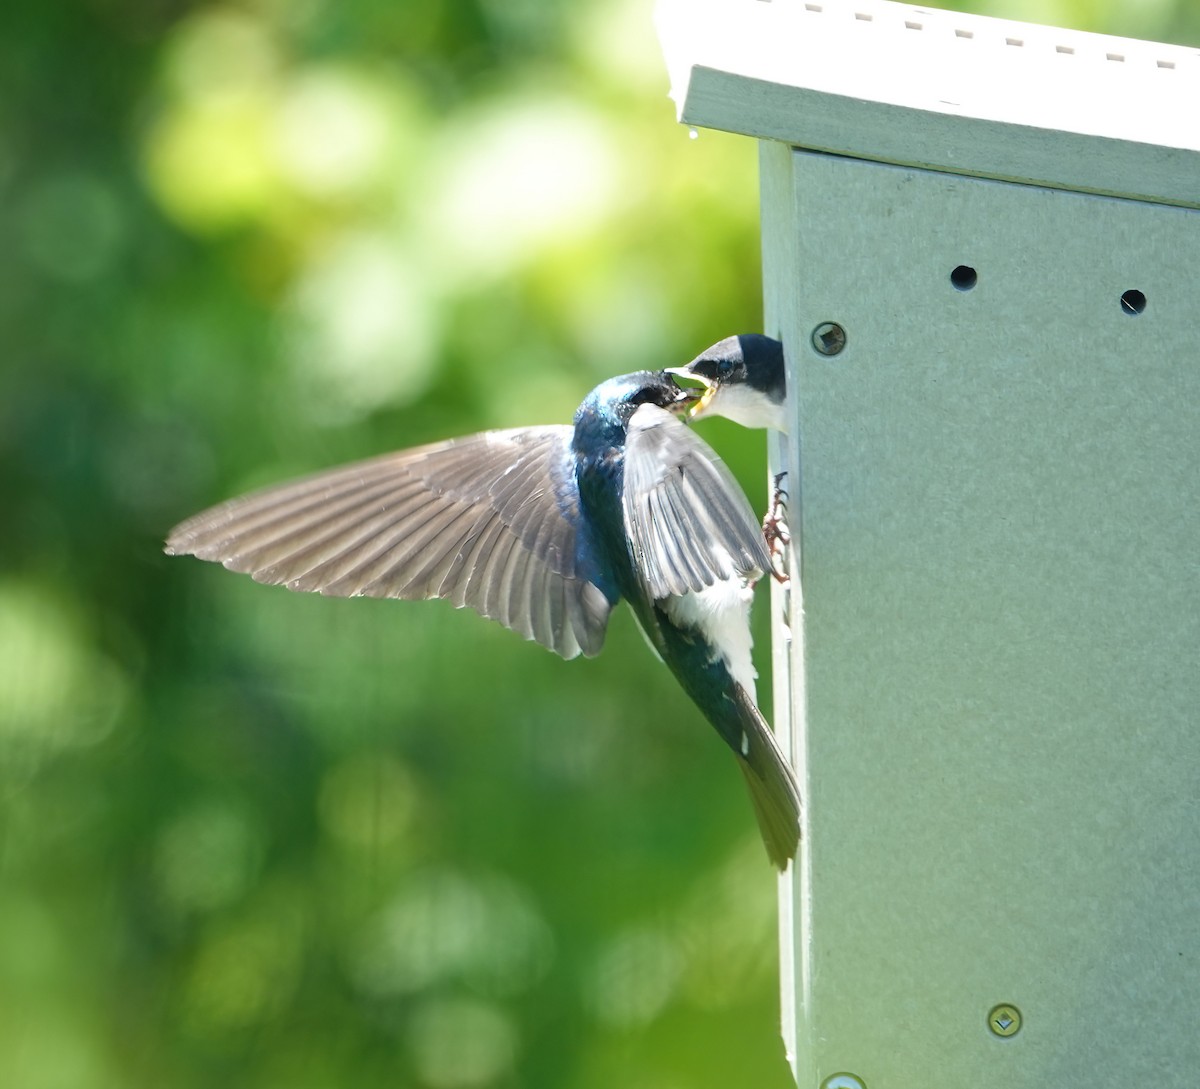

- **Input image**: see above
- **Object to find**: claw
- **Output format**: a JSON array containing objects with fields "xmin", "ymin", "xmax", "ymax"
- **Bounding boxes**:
[{"xmin": 763, "ymin": 472, "xmax": 791, "ymax": 584}]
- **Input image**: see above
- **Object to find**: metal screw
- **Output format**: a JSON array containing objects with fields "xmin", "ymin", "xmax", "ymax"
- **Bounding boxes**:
[
  {"xmin": 811, "ymin": 322, "xmax": 847, "ymax": 356},
  {"xmin": 820, "ymin": 1075, "xmax": 866, "ymax": 1089},
  {"xmin": 988, "ymin": 1003, "xmax": 1022, "ymax": 1038}
]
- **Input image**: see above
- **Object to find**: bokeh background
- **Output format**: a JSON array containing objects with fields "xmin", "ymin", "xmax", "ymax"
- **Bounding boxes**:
[{"xmin": 2, "ymin": 2, "xmax": 1196, "ymax": 1087}]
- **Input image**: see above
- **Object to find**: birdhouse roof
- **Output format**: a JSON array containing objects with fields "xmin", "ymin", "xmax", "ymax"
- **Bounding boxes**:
[{"xmin": 656, "ymin": 0, "xmax": 1200, "ymax": 207}]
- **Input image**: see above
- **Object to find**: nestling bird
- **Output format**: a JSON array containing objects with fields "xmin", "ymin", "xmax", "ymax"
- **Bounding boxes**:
[
  {"xmin": 166, "ymin": 370, "xmax": 800, "ymax": 869},
  {"xmin": 668, "ymin": 333, "xmax": 786, "ymax": 433}
]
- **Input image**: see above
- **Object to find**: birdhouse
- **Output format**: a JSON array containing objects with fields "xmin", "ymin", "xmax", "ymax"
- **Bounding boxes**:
[{"xmin": 658, "ymin": 1, "xmax": 1200, "ymax": 1086}]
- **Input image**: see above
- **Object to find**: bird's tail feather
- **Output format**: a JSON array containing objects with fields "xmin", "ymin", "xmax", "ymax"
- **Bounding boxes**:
[{"xmin": 732, "ymin": 688, "xmax": 801, "ymax": 871}]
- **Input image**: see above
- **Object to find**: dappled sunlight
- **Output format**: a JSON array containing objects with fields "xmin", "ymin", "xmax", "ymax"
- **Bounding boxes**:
[
  {"xmin": 584, "ymin": 924, "xmax": 684, "ymax": 1027},
  {"xmin": 285, "ymin": 229, "xmax": 441, "ymax": 418},
  {"xmin": 417, "ymin": 94, "xmax": 625, "ymax": 281},
  {"xmin": 144, "ymin": 90, "xmax": 279, "ymax": 232},
  {"xmin": 351, "ymin": 868, "xmax": 555, "ymax": 998},
  {"xmin": 143, "ymin": 8, "xmax": 422, "ymax": 235},
  {"xmin": 180, "ymin": 911, "xmax": 302, "ymax": 1035},
  {"xmin": 406, "ymin": 996, "xmax": 519, "ymax": 1088},
  {"xmin": 0, "ymin": 997, "xmax": 111, "ymax": 1089},
  {"xmin": 0, "ymin": 583, "xmax": 126, "ymax": 772},
  {"xmin": 581, "ymin": 843, "xmax": 776, "ymax": 1032},
  {"xmin": 142, "ymin": 7, "xmax": 282, "ymax": 229},
  {"xmin": 152, "ymin": 799, "xmax": 266, "ymax": 916},
  {"xmin": 318, "ymin": 751, "xmax": 421, "ymax": 851},
  {"xmin": 162, "ymin": 7, "xmax": 281, "ymax": 101},
  {"xmin": 20, "ymin": 171, "xmax": 126, "ymax": 284},
  {"xmin": 676, "ymin": 842, "xmax": 778, "ymax": 1008},
  {"xmin": 559, "ymin": 259, "xmax": 678, "ymax": 376},
  {"xmin": 274, "ymin": 67, "xmax": 413, "ymax": 201},
  {"xmin": 573, "ymin": 0, "xmax": 671, "ymax": 92}
]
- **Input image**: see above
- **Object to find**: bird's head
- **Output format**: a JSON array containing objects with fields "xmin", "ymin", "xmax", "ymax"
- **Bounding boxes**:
[
  {"xmin": 667, "ymin": 334, "xmax": 787, "ymax": 432},
  {"xmin": 577, "ymin": 370, "xmax": 697, "ymax": 431}
]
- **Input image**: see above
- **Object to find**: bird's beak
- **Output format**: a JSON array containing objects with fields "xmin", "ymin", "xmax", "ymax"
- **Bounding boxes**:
[
  {"xmin": 689, "ymin": 383, "xmax": 718, "ymax": 420},
  {"xmin": 662, "ymin": 371, "xmax": 703, "ymax": 416},
  {"xmin": 668, "ymin": 385, "xmax": 702, "ymax": 416},
  {"xmin": 665, "ymin": 366, "xmax": 717, "ymax": 420}
]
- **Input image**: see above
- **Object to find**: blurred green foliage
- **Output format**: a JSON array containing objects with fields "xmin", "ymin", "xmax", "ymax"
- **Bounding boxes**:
[{"xmin": 1, "ymin": 1, "xmax": 1195, "ymax": 1087}]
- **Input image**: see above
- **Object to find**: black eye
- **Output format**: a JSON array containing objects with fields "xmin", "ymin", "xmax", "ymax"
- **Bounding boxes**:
[{"xmin": 716, "ymin": 359, "xmax": 735, "ymax": 377}]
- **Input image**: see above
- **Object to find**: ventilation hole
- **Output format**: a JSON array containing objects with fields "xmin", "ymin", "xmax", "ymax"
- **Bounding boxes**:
[
  {"xmin": 1120, "ymin": 289, "xmax": 1146, "ymax": 315},
  {"xmin": 1056, "ymin": 45, "xmax": 1075, "ymax": 55},
  {"xmin": 804, "ymin": 3, "xmax": 823, "ymax": 11},
  {"xmin": 955, "ymin": 29, "xmax": 974, "ymax": 39},
  {"xmin": 950, "ymin": 265, "xmax": 978, "ymax": 291},
  {"xmin": 1107, "ymin": 52, "xmax": 1125, "ymax": 62},
  {"xmin": 1006, "ymin": 37, "xmax": 1024, "ymax": 47},
  {"xmin": 905, "ymin": 20, "xmax": 923, "ymax": 30},
  {"xmin": 1157, "ymin": 60, "xmax": 1176, "ymax": 69},
  {"xmin": 855, "ymin": 12, "xmax": 874, "ymax": 21}
]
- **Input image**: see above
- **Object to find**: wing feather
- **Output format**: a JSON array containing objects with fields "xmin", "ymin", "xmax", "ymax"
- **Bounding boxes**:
[
  {"xmin": 166, "ymin": 428, "xmax": 614, "ymax": 659},
  {"xmin": 622, "ymin": 405, "xmax": 771, "ymax": 601},
  {"xmin": 253, "ymin": 489, "xmax": 440, "ymax": 588}
]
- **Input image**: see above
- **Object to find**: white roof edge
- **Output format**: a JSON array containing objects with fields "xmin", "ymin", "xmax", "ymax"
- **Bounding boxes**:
[{"xmin": 656, "ymin": 0, "xmax": 1200, "ymax": 208}]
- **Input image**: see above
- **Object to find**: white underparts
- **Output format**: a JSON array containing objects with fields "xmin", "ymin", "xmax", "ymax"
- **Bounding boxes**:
[
  {"xmin": 661, "ymin": 576, "xmax": 757, "ymax": 698},
  {"xmin": 701, "ymin": 383, "xmax": 787, "ymax": 433}
]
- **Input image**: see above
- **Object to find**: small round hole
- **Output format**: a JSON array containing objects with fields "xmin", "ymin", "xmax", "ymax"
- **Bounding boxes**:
[
  {"xmin": 1120, "ymin": 289, "xmax": 1146, "ymax": 315},
  {"xmin": 950, "ymin": 265, "xmax": 977, "ymax": 291}
]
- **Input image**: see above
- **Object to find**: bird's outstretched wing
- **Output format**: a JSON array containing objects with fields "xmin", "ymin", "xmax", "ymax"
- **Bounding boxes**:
[
  {"xmin": 621, "ymin": 405, "xmax": 772, "ymax": 600},
  {"xmin": 165, "ymin": 427, "xmax": 614, "ymax": 660}
]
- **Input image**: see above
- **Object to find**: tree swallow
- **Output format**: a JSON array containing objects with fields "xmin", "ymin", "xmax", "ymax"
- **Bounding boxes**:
[
  {"xmin": 166, "ymin": 370, "xmax": 800, "ymax": 869},
  {"xmin": 667, "ymin": 333, "xmax": 786, "ymax": 433}
]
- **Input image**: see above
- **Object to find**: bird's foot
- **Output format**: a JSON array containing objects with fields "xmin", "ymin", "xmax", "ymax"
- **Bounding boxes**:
[{"xmin": 763, "ymin": 472, "xmax": 791, "ymax": 584}]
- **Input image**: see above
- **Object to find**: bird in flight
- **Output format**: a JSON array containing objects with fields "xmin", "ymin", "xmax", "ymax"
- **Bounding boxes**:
[{"xmin": 166, "ymin": 367, "xmax": 800, "ymax": 869}]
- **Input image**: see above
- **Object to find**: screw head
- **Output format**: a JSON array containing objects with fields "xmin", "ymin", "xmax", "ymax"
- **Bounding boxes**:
[
  {"xmin": 811, "ymin": 322, "xmax": 847, "ymax": 356},
  {"xmin": 988, "ymin": 1003, "xmax": 1022, "ymax": 1038},
  {"xmin": 820, "ymin": 1075, "xmax": 866, "ymax": 1089}
]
